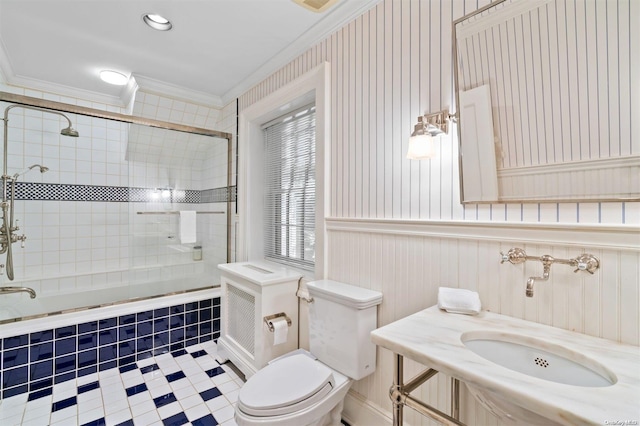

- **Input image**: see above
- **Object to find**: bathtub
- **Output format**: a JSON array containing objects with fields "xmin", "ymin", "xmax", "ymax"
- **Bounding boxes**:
[{"xmin": 0, "ymin": 286, "xmax": 221, "ymax": 399}]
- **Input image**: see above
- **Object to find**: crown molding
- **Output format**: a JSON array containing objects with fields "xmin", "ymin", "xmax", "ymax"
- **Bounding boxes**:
[
  {"xmin": 133, "ymin": 74, "xmax": 224, "ymax": 109},
  {"xmin": 222, "ymin": 0, "xmax": 381, "ymax": 104}
]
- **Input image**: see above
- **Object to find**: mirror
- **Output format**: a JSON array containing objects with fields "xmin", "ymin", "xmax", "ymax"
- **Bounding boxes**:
[{"xmin": 454, "ymin": 0, "xmax": 638, "ymax": 203}]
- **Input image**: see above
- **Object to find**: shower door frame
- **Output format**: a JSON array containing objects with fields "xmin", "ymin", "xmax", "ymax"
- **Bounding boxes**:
[{"xmin": 0, "ymin": 90, "xmax": 234, "ymax": 265}]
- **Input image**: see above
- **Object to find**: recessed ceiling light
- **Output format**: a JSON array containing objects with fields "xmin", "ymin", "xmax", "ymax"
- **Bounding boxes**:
[
  {"xmin": 143, "ymin": 13, "xmax": 172, "ymax": 31},
  {"xmin": 99, "ymin": 70, "xmax": 129, "ymax": 86}
]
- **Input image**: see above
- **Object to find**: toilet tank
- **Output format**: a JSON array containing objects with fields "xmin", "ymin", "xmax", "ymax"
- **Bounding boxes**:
[{"xmin": 307, "ymin": 280, "xmax": 383, "ymax": 381}]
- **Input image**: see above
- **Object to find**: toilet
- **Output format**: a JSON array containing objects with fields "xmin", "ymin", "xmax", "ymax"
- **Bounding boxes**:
[{"xmin": 235, "ymin": 279, "xmax": 383, "ymax": 426}]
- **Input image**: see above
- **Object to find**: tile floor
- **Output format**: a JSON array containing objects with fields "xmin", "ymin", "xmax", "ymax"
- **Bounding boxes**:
[{"xmin": 0, "ymin": 341, "xmax": 243, "ymax": 426}]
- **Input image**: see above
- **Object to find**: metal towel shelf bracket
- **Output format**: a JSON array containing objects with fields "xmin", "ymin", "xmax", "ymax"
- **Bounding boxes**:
[{"xmin": 263, "ymin": 312, "xmax": 292, "ymax": 332}]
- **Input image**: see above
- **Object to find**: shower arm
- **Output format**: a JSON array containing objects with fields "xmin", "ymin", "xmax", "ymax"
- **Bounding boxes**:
[{"xmin": 2, "ymin": 104, "xmax": 74, "ymax": 198}]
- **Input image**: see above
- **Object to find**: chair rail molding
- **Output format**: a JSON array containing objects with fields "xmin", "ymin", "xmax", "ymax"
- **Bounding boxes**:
[{"xmin": 326, "ymin": 217, "xmax": 639, "ymax": 252}]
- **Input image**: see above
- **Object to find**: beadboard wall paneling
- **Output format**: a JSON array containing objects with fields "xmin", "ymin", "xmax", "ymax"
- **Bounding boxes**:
[{"xmin": 239, "ymin": 0, "xmax": 639, "ymax": 225}]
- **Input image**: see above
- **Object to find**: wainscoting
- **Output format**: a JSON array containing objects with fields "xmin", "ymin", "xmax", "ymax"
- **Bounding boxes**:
[{"xmin": 328, "ymin": 218, "xmax": 639, "ymax": 425}]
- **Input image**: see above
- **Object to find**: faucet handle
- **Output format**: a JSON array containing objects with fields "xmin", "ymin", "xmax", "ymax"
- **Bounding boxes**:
[
  {"xmin": 573, "ymin": 254, "xmax": 600, "ymax": 274},
  {"xmin": 500, "ymin": 248, "xmax": 527, "ymax": 265}
]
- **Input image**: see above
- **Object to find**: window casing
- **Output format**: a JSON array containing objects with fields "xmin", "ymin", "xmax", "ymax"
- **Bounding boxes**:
[{"xmin": 263, "ymin": 105, "xmax": 316, "ymax": 270}]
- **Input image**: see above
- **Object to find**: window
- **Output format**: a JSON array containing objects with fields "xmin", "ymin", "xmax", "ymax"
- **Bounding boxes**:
[{"xmin": 263, "ymin": 105, "xmax": 316, "ymax": 270}]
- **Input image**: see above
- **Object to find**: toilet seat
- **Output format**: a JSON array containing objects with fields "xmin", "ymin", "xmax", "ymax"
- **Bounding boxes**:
[{"xmin": 238, "ymin": 353, "xmax": 335, "ymax": 417}]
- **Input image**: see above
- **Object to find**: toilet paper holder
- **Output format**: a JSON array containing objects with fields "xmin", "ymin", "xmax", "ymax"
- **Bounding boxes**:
[{"xmin": 263, "ymin": 312, "xmax": 292, "ymax": 332}]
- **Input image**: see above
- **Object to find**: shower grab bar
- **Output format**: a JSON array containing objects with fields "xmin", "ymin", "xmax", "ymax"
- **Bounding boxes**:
[
  {"xmin": 0, "ymin": 286, "xmax": 36, "ymax": 298},
  {"xmin": 136, "ymin": 211, "xmax": 225, "ymax": 215}
]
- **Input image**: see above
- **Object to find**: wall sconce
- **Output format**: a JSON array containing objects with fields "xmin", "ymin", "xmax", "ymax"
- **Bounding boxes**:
[{"xmin": 407, "ymin": 109, "xmax": 454, "ymax": 160}]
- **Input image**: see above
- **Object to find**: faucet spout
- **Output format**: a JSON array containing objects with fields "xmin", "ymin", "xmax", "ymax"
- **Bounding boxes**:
[
  {"xmin": 0, "ymin": 286, "xmax": 36, "ymax": 298},
  {"xmin": 526, "ymin": 256, "xmax": 553, "ymax": 297}
]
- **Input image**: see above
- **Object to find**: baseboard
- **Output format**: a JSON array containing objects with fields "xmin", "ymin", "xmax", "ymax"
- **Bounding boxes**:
[{"xmin": 343, "ymin": 390, "xmax": 392, "ymax": 426}]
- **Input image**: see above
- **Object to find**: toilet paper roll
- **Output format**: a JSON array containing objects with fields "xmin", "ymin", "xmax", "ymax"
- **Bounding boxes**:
[{"xmin": 271, "ymin": 318, "xmax": 289, "ymax": 345}]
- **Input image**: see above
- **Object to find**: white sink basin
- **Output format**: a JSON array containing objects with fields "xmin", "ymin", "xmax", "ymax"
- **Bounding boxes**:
[{"xmin": 461, "ymin": 331, "xmax": 616, "ymax": 387}]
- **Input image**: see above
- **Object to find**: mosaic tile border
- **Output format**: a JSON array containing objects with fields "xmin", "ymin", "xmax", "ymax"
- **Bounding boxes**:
[
  {"xmin": 0, "ymin": 297, "xmax": 221, "ymax": 399},
  {"xmin": 14, "ymin": 182, "xmax": 236, "ymax": 203}
]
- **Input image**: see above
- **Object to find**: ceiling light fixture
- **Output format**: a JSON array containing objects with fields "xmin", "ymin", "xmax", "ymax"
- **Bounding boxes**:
[
  {"xmin": 142, "ymin": 13, "xmax": 173, "ymax": 31},
  {"xmin": 99, "ymin": 70, "xmax": 129, "ymax": 86}
]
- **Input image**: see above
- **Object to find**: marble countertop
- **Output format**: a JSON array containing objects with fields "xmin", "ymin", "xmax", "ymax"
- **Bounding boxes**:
[{"xmin": 371, "ymin": 306, "xmax": 640, "ymax": 425}]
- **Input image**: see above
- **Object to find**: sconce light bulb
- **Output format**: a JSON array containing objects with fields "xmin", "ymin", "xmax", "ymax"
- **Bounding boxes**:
[{"xmin": 407, "ymin": 134, "xmax": 435, "ymax": 160}]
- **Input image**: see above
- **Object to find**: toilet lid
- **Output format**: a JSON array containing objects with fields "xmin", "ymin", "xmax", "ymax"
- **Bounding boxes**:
[{"xmin": 238, "ymin": 353, "xmax": 335, "ymax": 416}]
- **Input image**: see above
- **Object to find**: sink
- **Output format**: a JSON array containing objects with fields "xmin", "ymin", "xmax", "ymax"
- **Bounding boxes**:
[
  {"xmin": 371, "ymin": 306, "xmax": 640, "ymax": 425},
  {"xmin": 462, "ymin": 331, "xmax": 617, "ymax": 387},
  {"xmin": 461, "ymin": 331, "xmax": 617, "ymax": 424}
]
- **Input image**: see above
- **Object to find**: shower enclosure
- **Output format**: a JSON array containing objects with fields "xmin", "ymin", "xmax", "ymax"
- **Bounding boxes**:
[{"xmin": 0, "ymin": 92, "xmax": 233, "ymax": 322}]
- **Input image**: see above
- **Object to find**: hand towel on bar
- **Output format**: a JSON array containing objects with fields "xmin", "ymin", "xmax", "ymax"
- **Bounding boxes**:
[
  {"xmin": 179, "ymin": 211, "xmax": 197, "ymax": 244},
  {"xmin": 437, "ymin": 287, "xmax": 482, "ymax": 315}
]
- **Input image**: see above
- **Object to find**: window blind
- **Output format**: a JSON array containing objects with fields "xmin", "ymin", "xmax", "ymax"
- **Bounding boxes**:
[{"xmin": 263, "ymin": 105, "xmax": 316, "ymax": 270}]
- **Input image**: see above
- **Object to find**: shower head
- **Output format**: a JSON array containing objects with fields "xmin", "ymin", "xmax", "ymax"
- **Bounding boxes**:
[
  {"xmin": 60, "ymin": 126, "xmax": 79, "ymax": 137},
  {"xmin": 13, "ymin": 164, "xmax": 49, "ymax": 179}
]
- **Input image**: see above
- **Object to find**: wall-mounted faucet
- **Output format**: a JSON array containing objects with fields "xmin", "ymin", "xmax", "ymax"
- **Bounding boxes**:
[{"xmin": 500, "ymin": 248, "xmax": 600, "ymax": 297}]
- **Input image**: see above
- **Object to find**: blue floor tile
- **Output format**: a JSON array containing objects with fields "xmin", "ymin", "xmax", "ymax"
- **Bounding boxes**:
[
  {"xmin": 140, "ymin": 363, "xmax": 159, "ymax": 374},
  {"xmin": 27, "ymin": 387, "xmax": 52, "ymax": 401},
  {"xmin": 166, "ymin": 371, "xmax": 186, "ymax": 382},
  {"xmin": 115, "ymin": 420, "xmax": 135, "ymax": 426},
  {"xmin": 205, "ymin": 367, "xmax": 225, "ymax": 377},
  {"xmin": 52, "ymin": 395, "xmax": 77, "ymax": 412},
  {"xmin": 78, "ymin": 381, "xmax": 100, "ymax": 394},
  {"xmin": 81, "ymin": 417, "xmax": 106, "ymax": 426},
  {"xmin": 125, "ymin": 383, "xmax": 148, "ymax": 397},
  {"xmin": 162, "ymin": 411, "xmax": 189, "ymax": 426},
  {"xmin": 191, "ymin": 414, "xmax": 218, "ymax": 426},
  {"xmin": 200, "ymin": 387, "xmax": 222, "ymax": 401},
  {"xmin": 190, "ymin": 350, "xmax": 207, "ymax": 358},
  {"xmin": 153, "ymin": 392, "xmax": 177, "ymax": 408}
]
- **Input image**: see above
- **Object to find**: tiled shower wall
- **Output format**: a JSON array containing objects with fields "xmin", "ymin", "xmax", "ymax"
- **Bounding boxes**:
[
  {"xmin": 238, "ymin": 0, "xmax": 639, "ymax": 424},
  {"xmin": 0, "ymin": 84, "xmax": 232, "ymax": 303}
]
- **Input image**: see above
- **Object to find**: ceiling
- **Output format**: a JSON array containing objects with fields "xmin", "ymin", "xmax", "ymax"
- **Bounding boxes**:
[{"xmin": 0, "ymin": 0, "xmax": 378, "ymax": 107}]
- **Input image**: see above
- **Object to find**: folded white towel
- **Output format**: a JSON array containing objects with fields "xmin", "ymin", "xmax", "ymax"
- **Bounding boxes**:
[
  {"xmin": 437, "ymin": 287, "xmax": 482, "ymax": 315},
  {"xmin": 179, "ymin": 211, "xmax": 197, "ymax": 244}
]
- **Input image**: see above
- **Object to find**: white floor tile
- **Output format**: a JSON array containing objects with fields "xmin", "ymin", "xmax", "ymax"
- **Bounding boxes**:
[
  {"xmin": 103, "ymin": 396, "xmax": 130, "ymax": 415},
  {"xmin": 157, "ymin": 400, "xmax": 182, "ymax": 419},
  {"xmin": 129, "ymin": 399, "xmax": 156, "ymax": 418},
  {"xmin": 105, "ymin": 408, "xmax": 134, "ymax": 426},
  {"xmin": 218, "ymin": 380, "xmax": 239, "ymax": 394},
  {"xmin": 148, "ymin": 383, "xmax": 172, "ymax": 399},
  {"xmin": 205, "ymin": 395, "xmax": 231, "ymax": 413},
  {"xmin": 78, "ymin": 406, "xmax": 104, "ymax": 424},
  {"xmin": 172, "ymin": 384, "xmax": 197, "ymax": 400},
  {"xmin": 22, "ymin": 414, "xmax": 52, "ymax": 426},
  {"xmin": 133, "ymin": 408, "xmax": 161, "ymax": 426},
  {"xmin": 221, "ymin": 418, "xmax": 239, "ymax": 426},
  {"xmin": 49, "ymin": 406, "xmax": 77, "ymax": 424},
  {"xmin": 213, "ymin": 404, "xmax": 236, "ymax": 423},
  {"xmin": 184, "ymin": 403, "xmax": 210, "ymax": 421},
  {"xmin": 224, "ymin": 389, "xmax": 239, "ymax": 404},
  {"xmin": 178, "ymin": 393, "xmax": 203, "ymax": 411},
  {"xmin": 127, "ymin": 390, "xmax": 152, "ymax": 407},
  {"xmin": 0, "ymin": 412, "xmax": 23, "ymax": 426}
]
